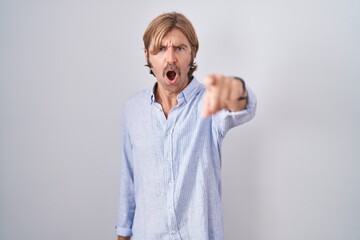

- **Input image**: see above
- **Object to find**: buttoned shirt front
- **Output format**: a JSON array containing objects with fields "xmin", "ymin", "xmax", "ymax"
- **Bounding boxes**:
[{"xmin": 116, "ymin": 78, "xmax": 257, "ymax": 239}]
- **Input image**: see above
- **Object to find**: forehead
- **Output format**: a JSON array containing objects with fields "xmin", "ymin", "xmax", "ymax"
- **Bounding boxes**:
[{"xmin": 161, "ymin": 28, "xmax": 190, "ymax": 46}]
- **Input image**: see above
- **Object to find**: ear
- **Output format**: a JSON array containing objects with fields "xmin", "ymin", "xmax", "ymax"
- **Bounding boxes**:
[{"xmin": 144, "ymin": 49, "xmax": 148, "ymax": 60}]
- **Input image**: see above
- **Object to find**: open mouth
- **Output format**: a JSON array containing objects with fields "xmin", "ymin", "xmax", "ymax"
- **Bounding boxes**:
[{"xmin": 166, "ymin": 71, "xmax": 177, "ymax": 81}]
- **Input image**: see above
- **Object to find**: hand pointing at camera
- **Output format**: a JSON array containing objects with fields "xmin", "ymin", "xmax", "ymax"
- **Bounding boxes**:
[{"xmin": 203, "ymin": 74, "xmax": 248, "ymax": 118}]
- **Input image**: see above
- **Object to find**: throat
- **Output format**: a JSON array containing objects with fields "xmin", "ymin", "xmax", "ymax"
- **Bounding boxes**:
[{"xmin": 155, "ymin": 88, "xmax": 178, "ymax": 118}]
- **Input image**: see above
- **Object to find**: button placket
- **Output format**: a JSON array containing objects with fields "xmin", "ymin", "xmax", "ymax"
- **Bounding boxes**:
[{"xmin": 164, "ymin": 108, "xmax": 180, "ymax": 238}]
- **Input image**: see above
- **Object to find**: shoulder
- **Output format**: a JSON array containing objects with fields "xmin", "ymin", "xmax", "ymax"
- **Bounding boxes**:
[{"xmin": 123, "ymin": 88, "xmax": 152, "ymax": 111}]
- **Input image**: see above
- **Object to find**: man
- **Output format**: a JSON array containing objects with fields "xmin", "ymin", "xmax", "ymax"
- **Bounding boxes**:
[{"xmin": 116, "ymin": 12, "xmax": 256, "ymax": 240}]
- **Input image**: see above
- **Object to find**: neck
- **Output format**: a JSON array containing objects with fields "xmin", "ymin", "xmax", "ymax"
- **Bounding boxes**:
[{"xmin": 155, "ymin": 86, "xmax": 178, "ymax": 118}]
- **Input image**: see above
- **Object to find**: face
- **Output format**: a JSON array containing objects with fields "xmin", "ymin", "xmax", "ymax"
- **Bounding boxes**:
[{"xmin": 145, "ymin": 28, "xmax": 193, "ymax": 95}]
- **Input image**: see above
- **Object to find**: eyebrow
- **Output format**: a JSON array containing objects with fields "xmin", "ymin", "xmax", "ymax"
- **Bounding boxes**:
[
  {"xmin": 160, "ymin": 44, "xmax": 188, "ymax": 48},
  {"xmin": 174, "ymin": 44, "xmax": 187, "ymax": 48}
]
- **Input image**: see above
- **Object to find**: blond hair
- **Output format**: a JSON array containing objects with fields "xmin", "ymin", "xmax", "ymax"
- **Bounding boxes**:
[{"xmin": 143, "ymin": 12, "xmax": 199, "ymax": 78}]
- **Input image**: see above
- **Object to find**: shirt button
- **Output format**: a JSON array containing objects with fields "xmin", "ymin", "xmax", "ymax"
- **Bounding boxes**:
[{"xmin": 171, "ymin": 230, "xmax": 177, "ymax": 234}]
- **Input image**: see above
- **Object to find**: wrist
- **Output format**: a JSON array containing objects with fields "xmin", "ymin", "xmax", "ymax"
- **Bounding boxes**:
[{"xmin": 233, "ymin": 77, "xmax": 248, "ymax": 104}]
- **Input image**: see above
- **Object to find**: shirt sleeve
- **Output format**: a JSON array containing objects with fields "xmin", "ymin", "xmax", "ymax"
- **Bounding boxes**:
[
  {"xmin": 115, "ymin": 105, "xmax": 135, "ymax": 237},
  {"xmin": 214, "ymin": 83, "xmax": 257, "ymax": 139}
]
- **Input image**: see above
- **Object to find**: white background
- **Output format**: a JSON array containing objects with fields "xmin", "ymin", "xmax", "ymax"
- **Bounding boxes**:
[{"xmin": 1, "ymin": 0, "xmax": 359, "ymax": 239}]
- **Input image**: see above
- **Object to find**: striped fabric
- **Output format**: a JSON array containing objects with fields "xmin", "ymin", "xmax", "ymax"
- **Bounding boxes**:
[{"xmin": 116, "ymin": 78, "xmax": 257, "ymax": 239}]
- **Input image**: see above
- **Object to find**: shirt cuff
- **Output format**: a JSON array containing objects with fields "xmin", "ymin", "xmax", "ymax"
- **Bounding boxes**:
[{"xmin": 115, "ymin": 225, "xmax": 132, "ymax": 237}]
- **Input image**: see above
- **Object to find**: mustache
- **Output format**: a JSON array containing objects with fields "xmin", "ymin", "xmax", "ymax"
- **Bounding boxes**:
[{"xmin": 162, "ymin": 62, "xmax": 179, "ymax": 76}]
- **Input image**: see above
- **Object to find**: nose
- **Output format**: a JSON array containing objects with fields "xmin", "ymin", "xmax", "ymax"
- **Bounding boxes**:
[{"xmin": 166, "ymin": 47, "xmax": 177, "ymax": 64}]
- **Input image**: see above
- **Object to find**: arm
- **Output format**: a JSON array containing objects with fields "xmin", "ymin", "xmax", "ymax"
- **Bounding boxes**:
[{"xmin": 115, "ymin": 106, "xmax": 135, "ymax": 238}]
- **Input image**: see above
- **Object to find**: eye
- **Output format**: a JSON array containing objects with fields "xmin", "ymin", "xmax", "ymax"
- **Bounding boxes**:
[
  {"xmin": 176, "ymin": 47, "xmax": 185, "ymax": 52},
  {"xmin": 159, "ymin": 46, "xmax": 166, "ymax": 52}
]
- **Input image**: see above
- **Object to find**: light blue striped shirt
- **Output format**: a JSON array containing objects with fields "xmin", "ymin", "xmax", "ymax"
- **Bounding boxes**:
[{"xmin": 116, "ymin": 78, "xmax": 256, "ymax": 239}]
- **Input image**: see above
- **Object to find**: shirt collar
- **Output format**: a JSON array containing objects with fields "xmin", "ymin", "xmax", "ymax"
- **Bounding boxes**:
[
  {"xmin": 150, "ymin": 84, "xmax": 157, "ymax": 104},
  {"xmin": 149, "ymin": 76, "xmax": 201, "ymax": 105}
]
